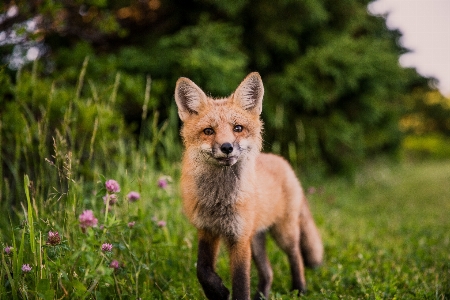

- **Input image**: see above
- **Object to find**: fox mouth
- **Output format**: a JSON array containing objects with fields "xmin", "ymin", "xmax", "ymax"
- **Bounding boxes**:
[{"xmin": 215, "ymin": 156, "xmax": 237, "ymax": 166}]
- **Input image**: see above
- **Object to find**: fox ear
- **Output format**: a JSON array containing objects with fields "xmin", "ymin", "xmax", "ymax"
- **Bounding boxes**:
[
  {"xmin": 233, "ymin": 72, "xmax": 264, "ymax": 115},
  {"xmin": 175, "ymin": 77, "xmax": 207, "ymax": 121}
]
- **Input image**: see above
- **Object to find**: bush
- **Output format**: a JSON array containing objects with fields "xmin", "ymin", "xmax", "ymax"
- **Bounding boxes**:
[
  {"xmin": 0, "ymin": 60, "xmax": 179, "ymax": 213},
  {"xmin": 402, "ymin": 134, "xmax": 450, "ymax": 159},
  {"xmin": 2, "ymin": 0, "xmax": 433, "ymax": 178}
]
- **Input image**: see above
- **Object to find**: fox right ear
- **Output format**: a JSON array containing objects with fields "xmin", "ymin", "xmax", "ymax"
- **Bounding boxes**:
[{"xmin": 175, "ymin": 77, "xmax": 206, "ymax": 121}]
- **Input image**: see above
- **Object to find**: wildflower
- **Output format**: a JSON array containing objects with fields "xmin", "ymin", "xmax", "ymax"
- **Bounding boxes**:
[
  {"xmin": 22, "ymin": 264, "xmax": 32, "ymax": 273},
  {"xmin": 157, "ymin": 220, "xmax": 166, "ymax": 227},
  {"xmin": 109, "ymin": 260, "xmax": 120, "ymax": 270},
  {"xmin": 103, "ymin": 194, "xmax": 118, "ymax": 205},
  {"xmin": 4, "ymin": 246, "xmax": 13, "ymax": 254},
  {"xmin": 157, "ymin": 177, "xmax": 168, "ymax": 189},
  {"xmin": 127, "ymin": 191, "xmax": 140, "ymax": 202},
  {"xmin": 307, "ymin": 187, "xmax": 317, "ymax": 195},
  {"xmin": 101, "ymin": 243, "xmax": 113, "ymax": 252},
  {"xmin": 79, "ymin": 210, "xmax": 98, "ymax": 231},
  {"xmin": 105, "ymin": 179, "xmax": 120, "ymax": 193},
  {"xmin": 128, "ymin": 221, "xmax": 136, "ymax": 228},
  {"xmin": 46, "ymin": 231, "xmax": 61, "ymax": 246}
]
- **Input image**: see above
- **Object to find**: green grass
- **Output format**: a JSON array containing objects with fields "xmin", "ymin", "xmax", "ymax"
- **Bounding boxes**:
[
  {"xmin": 300, "ymin": 159, "xmax": 450, "ymax": 299},
  {"xmin": 2, "ymin": 156, "xmax": 449, "ymax": 299}
]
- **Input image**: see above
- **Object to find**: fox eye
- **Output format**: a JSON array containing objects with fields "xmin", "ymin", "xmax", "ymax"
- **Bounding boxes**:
[
  {"xmin": 233, "ymin": 125, "xmax": 243, "ymax": 132},
  {"xmin": 203, "ymin": 128, "xmax": 214, "ymax": 135}
]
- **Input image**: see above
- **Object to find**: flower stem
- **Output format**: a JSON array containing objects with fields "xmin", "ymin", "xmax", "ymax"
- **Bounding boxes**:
[{"xmin": 104, "ymin": 194, "xmax": 110, "ymax": 225}]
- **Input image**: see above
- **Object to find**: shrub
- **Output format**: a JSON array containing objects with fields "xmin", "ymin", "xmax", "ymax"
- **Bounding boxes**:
[{"xmin": 0, "ymin": 59, "xmax": 180, "ymax": 217}]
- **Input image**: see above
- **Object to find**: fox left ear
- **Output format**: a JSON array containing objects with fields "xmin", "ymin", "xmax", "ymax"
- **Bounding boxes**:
[{"xmin": 233, "ymin": 72, "xmax": 264, "ymax": 115}]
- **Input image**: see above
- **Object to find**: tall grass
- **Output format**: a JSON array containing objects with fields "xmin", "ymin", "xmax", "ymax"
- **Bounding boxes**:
[
  {"xmin": 1, "ymin": 63, "xmax": 449, "ymax": 299},
  {"xmin": 0, "ymin": 61, "xmax": 193, "ymax": 298}
]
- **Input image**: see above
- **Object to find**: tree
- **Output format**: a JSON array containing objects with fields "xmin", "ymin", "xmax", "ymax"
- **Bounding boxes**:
[{"xmin": 1, "ymin": 0, "xmax": 432, "ymax": 177}]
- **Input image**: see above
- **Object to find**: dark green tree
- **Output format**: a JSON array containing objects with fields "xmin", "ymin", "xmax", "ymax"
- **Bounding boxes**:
[{"xmin": 1, "ymin": 0, "xmax": 432, "ymax": 178}]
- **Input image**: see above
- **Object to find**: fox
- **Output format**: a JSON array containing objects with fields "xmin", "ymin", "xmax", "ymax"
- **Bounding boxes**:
[{"xmin": 174, "ymin": 72, "xmax": 323, "ymax": 300}]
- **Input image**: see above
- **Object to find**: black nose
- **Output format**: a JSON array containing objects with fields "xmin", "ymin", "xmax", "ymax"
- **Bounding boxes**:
[{"xmin": 220, "ymin": 143, "xmax": 233, "ymax": 154}]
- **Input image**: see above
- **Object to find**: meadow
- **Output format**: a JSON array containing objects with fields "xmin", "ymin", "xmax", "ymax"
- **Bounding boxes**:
[
  {"xmin": 1, "ymin": 65, "xmax": 449, "ymax": 299},
  {"xmin": 2, "ymin": 151, "xmax": 450, "ymax": 300}
]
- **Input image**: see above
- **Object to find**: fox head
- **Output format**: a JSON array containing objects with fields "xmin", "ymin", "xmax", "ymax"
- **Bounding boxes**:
[{"xmin": 175, "ymin": 72, "xmax": 264, "ymax": 167}]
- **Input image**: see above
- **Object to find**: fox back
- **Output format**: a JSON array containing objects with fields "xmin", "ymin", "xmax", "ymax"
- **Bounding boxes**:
[{"xmin": 175, "ymin": 72, "xmax": 323, "ymax": 300}]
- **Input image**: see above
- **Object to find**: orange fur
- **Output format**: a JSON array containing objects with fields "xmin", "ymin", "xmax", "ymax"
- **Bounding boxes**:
[{"xmin": 175, "ymin": 72, "xmax": 323, "ymax": 300}]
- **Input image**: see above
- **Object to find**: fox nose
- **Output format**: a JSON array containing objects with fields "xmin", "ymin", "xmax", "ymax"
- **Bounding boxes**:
[{"xmin": 220, "ymin": 143, "xmax": 233, "ymax": 155}]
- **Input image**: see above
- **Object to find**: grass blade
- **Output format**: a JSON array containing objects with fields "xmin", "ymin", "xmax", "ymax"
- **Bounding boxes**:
[
  {"xmin": 24, "ymin": 175, "xmax": 35, "ymax": 255},
  {"xmin": 2, "ymin": 253, "xmax": 18, "ymax": 300}
]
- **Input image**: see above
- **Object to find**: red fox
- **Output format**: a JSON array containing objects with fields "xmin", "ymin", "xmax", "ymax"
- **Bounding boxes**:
[{"xmin": 175, "ymin": 72, "xmax": 323, "ymax": 300}]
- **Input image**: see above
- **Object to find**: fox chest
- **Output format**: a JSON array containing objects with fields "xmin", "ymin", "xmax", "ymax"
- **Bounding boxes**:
[{"xmin": 190, "ymin": 168, "xmax": 244, "ymax": 239}]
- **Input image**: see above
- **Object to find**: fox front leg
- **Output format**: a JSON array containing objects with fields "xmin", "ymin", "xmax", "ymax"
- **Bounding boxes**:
[
  {"xmin": 197, "ymin": 230, "xmax": 230, "ymax": 300},
  {"xmin": 228, "ymin": 238, "xmax": 252, "ymax": 300}
]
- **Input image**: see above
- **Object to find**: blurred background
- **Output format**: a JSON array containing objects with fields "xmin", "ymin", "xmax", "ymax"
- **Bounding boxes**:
[{"xmin": 1, "ymin": 0, "xmax": 449, "ymax": 205}]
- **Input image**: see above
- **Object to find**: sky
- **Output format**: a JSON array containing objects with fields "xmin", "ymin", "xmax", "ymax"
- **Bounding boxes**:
[{"xmin": 369, "ymin": 0, "xmax": 450, "ymax": 96}]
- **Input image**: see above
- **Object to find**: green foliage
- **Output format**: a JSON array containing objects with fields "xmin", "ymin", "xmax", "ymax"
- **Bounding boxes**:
[
  {"xmin": 119, "ymin": 18, "xmax": 248, "ymax": 97},
  {"xmin": 264, "ymin": 33, "xmax": 409, "ymax": 175},
  {"xmin": 402, "ymin": 134, "xmax": 450, "ymax": 159},
  {"xmin": 2, "ymin": 0, "xmax": 433, "ymax": 178},
  {"xmin": 399, "ymin": 88, "xmax": 450, "ymax": 159},
  {"xmin": 402, "ymin": 89, "xmax": 450, "ymax": 136},
  {"xmin": 0, "ymin": 60, "xmax": 178, "ymax": 213}
]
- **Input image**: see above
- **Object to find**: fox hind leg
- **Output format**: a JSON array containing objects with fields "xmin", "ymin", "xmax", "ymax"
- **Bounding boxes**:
[
  {"xmin": 251, "ymin": 231, "xmax": 273, "ymax": 300},
  {"xmin": 270, "ymin": 224, "xmax": 307, "ymax": 294}
]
